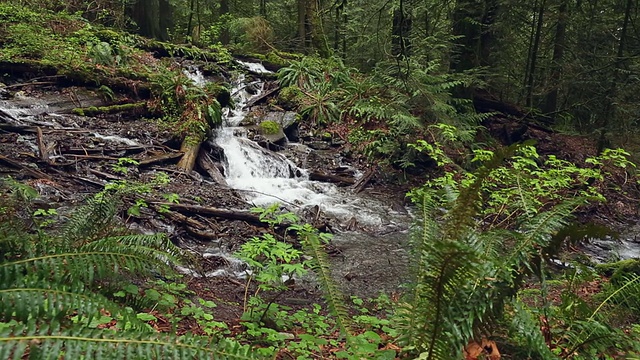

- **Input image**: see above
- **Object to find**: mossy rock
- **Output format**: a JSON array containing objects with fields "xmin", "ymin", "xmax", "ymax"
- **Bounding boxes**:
[
  {"xmin": 277, "ymin": 86, "xmax": 304, "ymax": 110},
  {"xmin": 596, "ymin": 259, "xmax": 640, "ymax": 284},
  {"xmin": 259, "ymin": 120, "xmax": 286, "ymax": 144},
  {"xmin": 259, "ymin": 120, "xmax": 280, "ymax": 135}
]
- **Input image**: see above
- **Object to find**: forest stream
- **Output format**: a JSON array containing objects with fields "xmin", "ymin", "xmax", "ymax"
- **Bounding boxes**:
[{"xmin": 0, "ymin": 61, "xmax": 413, "ymax": 298}]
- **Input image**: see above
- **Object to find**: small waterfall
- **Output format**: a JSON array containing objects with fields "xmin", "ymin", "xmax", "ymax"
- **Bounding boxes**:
[
  {"xmin": 212, "ymin": 61, "xmax": 409, "ymax": 224},
  {"xmin": 183, "ymin": 65, "xmax": 206, "ymax": 87}
]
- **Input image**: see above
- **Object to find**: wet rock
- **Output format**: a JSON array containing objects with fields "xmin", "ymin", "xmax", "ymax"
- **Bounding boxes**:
[
  {"xmin": 307, "ymin": 141, "xmax": 331, "ymax": 150},
  {"xmin": 254, "ymin": 111, "xmax": 299, "ymax": 142},
  {"xmin": 245, "ymin": 81, "xmax": 261, "ymax": 95},
  {"xmin": 239, "ymin": 113, "xmax": 257, "ymax": 126},
  {"xmin": 258, "ymin": 121, "xmax": 287, "ymax": 144},
  {"xmin": 0, "ymin": 84, "xmax": 10, "ymax": 100}
]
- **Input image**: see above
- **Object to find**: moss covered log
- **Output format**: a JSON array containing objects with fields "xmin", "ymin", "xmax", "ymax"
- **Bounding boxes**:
[{"xmin": 71, "ymin": 102, "xmax": 148, "ymax": 116}]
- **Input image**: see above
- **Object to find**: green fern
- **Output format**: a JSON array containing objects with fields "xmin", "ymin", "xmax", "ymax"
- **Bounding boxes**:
[
  {"xmin": 0, "ymin": 322, "xmax": 261, "ymax": 360},
  {"xmin": 0, "ymin": 180, "xmax": 262, "ymax": 359},
  {"xmin": 398, "ymin": 144, "xmax": 585, "ymax": 359},
  {"xmin": 296, "ymin": 225, "xmax": 352, "ymax": 341}
]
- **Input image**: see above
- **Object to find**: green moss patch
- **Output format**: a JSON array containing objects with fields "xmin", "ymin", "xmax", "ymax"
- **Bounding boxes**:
[{"xmin": 259, "ymin": 120, "xmax": 281, "ymax": 135}]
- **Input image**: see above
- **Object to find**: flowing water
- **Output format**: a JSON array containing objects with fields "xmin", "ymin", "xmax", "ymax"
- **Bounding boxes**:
[
  {"xmin": 4, "ymin": 63, "xmax": 637, "ymax": 296},
  {"xmin": 184, "ymin": 61, "xmax": 414, "ymax": 295}
]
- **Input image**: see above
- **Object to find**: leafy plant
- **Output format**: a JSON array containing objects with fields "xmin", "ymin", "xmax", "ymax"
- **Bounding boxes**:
[
  {"xmin": 0, "ymin": 178, "xmax": 262, "ymax": 359},
  {"xmin": 397, "ymin": 144, "xmax": 587, "ymax": 359}
]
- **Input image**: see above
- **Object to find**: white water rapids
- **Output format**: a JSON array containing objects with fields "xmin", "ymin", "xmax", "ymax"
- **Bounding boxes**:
[{"xmin": 200, "ymin": 61, "xmax": 409, "ymax": 229}]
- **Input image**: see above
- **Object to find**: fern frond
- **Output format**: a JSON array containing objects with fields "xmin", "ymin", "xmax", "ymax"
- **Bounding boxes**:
[
  {"xmin": 506, "ymin": 198, "xmax": 584, "ymax": 274},
  {"xmin": 0, "ymin": 287, "xmax": 146, "ymax": 330},
  {"xmin": 399, "ymin": 237, "xmax": 481, "ymax": 359},
  {"xmin": 59, "ymin": 195, "xmax": 120, "ymax": 245},
  {"xmin": 510, "ymin": 299, "xmax": 557, "ymax": 359},
  {"xmin": 299, "ymin": 227, "xmax": 352, "ymax": 341},
  {"xmin": 0, "ymin": 322, "xmax": 263, "ymax": 360},
  {"xmin": 0, "ymin": 250, "xmax": 173, "ymax": 286},
  {"xmin": 80, "ymin": 233, "xmax": 186, "ymax": 267}
]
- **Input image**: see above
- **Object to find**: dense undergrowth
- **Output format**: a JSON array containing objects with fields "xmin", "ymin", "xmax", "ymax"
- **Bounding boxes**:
[{"xmin": 2, "ymin": 2, "xmax": 640, "ymax": 359}]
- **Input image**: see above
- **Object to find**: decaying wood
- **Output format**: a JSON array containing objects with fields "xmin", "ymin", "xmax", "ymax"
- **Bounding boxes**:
[
  {"xmin": 36, "ymin": 127, "xmax": 49, "ymax": 162},
  {"xmin": 0, "ymin": 155, "xmax": 51, "ymax": 179},
  {"xmin": 352, "ymin": 167, "xmax": 375, "ymax": 193},
  {"xmin": 0, "ymin": 61, "xmax": 151, "ymax": 98},
  {"xmin": 176, "ymin": 139, "xmax": 201, "ymax": 172},
  {"xmin": 309, "ymin": 171, "xmax": 355, "ymax": 186},
  {"xmin": 4, "ymin": 81, "xmax": 57, "ymax": 89},
  {"xmin": 153, "ymin": 206, "xmax": 219, "ymax": 241},
  {"xmin": 138, "ymin": 152, "xmax": 184, "ymax": 166},
  {"xmin": 87, "ymin": 168, "xmax": 123, "ymax": 181},
  {"xmin": 0, "ymin": 123, "xmax": 38, "ymax": 134},
  {"xmin": 74, "ymin": 176, "xmax": 105, "ymax": 188},
  {"xmin": 0, "ymin": 108, "xmax": 18, "ymax": 123},
  {"xmin": 150, "ymin": 202, "xmax": 267, "ymax": 226},
  {"xmin": 245, "ymin": 86, "xmax": 280, "ymax": 108},
  {"xmin": 196, "ymin": 149, "xmax": 227, "ymax": 185}
]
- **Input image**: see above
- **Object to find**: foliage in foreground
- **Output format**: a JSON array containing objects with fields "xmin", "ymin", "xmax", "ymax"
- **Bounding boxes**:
[
  {"xmin": 0, "ymin": 178, "xmax": 262, "ymax": 359},
  {"xmin": 397, "ymin": 144, "xmax": 640, "ymax": 359}
]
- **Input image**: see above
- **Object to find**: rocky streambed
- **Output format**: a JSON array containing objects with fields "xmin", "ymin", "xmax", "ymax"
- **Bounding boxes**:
[{"xmin": 0, "ymin": 61, "xmax": 414, "ymax": 300}]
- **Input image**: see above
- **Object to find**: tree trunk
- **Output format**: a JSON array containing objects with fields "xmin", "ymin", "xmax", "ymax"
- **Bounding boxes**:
[
  {"xmin": 129, "ymin": 0, "xmax": 171, "ymax": 40},
  {"xmin": 451, "ymin": 0, "xmax": 483, "ymax": 72},
  {"xmin": 130, "ymin": 0, "xmax": 161, "ymax": 39},
  {"xmin": 158, "ymin": 0, "xmax": 172, "ymax": 40},
  {"xmin": 176, "ymin": 137, "xmax": 202, "ymax": 172},
  {"xmin": 543, "ymin": 0, "xmax": 568, "ymax": 118},
  {"xmin": 298, "ymin": 0, "xmax": 307, "ymax": 49},
  {"xmin": 597, "ymin": 0, "xmax": 632, "ymax": 152},
  {"xmin": 308, "ymin": 0, "xmax": 329, "ymax": 56},
  {"xmin": 220, "ymin": 0, "xmax": 230, "ymax": 45},
  {"xmin": 525, "ymin": 0, "xmax": 546, "ymax": 108},
  {"xmin": 260, "ymin": 0, "xmax": 267, "ymax": 17},
  {"xmin": 391, "ymin": 0, "xmax": 412, "ymax": 59},
  {"xmin": 187, "ymin": 0, "xmax": 195, "ymax": 39},
  {"xmin": 479, "ymin": 0, "xmax": 499, "ymax": 67}
]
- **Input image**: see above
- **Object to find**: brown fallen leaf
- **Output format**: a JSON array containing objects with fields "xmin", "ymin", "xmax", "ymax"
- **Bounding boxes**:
[{"xmin": 463, "ymin": 338, "xmax": 501, "ymax": 360}]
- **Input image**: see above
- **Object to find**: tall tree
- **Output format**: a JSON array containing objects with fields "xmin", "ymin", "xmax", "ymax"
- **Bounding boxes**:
[
  {"xmin": 130, "ymin": 0, "xmax": 168, "ymax": 40},
  {"xmin": 543, "ymin": 0, "xmax": 568, "ymax": 118},
  {"xmin": 524, "ymin": 0, "xmax": 546, "ymax": 107},
  {"xmin": 392, "ymin": 0, "xmax": 413, "ymax": 58}
]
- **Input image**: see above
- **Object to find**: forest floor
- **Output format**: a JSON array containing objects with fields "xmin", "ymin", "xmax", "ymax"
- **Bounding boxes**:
[{"xmin": 2, "ymin": 61, "xmax": 640, "ymax": 359}]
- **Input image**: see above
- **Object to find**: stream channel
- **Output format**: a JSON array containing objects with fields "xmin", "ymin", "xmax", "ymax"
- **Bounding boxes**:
[
  {"xmin": 186, "ymin": 61, "xmax": 413, "ymax": 297},
  {"xmin": 1, "ymin": 61, "xmax": 639, "ymax": 298}
]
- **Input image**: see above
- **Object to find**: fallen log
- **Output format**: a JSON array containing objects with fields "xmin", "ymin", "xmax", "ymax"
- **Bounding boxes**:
[
  {"xmin": 150, "ymin": 202, "xmax": 267, "ymax": 226},
  {"xmin": 176, "ymin": 138, "xmax": 201, "ymax": 172},
  {"xmin": 0, "ymin": 60, "xmax": 151, "ymax": 98},
  {"xmin": 0, "ymin": 155, "xmax": 51, "ymax": 180},
  {"xmin": 36, "ymin": 127, "xmax": 49, "ymax": 162},
  {"xmin": 152, "ymin": 205, "xmax": 219, "ymax": 241},
  {"xmin": 87, "ymin": 168, "xmax": 123, "ymax": 181},
  {"xmin": 352, "ymin": 167, "xmax": 376, "ymax": 193},
  {"xmin": 196, "ymin": 149, "xmax": 226, "ymax": 185},
  {"xmin": 138, "ymin": 152, "xmax": 184, "ymax": 167},
  {"xmin": 309, "ymin": 171, "xmax": 355, "ymax": 186},
  {"xmin": 245, "ymin": 86, "xmax": 280, "ymax": 108},
  {"xmin": 71, "ymin": 102, "xmax": 148, "ymax": 117}
]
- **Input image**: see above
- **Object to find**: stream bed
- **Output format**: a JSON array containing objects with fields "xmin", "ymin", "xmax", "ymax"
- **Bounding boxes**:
[{"xmin": 188, "ymin": 61, "xmax": 413, "ymax": 297}]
